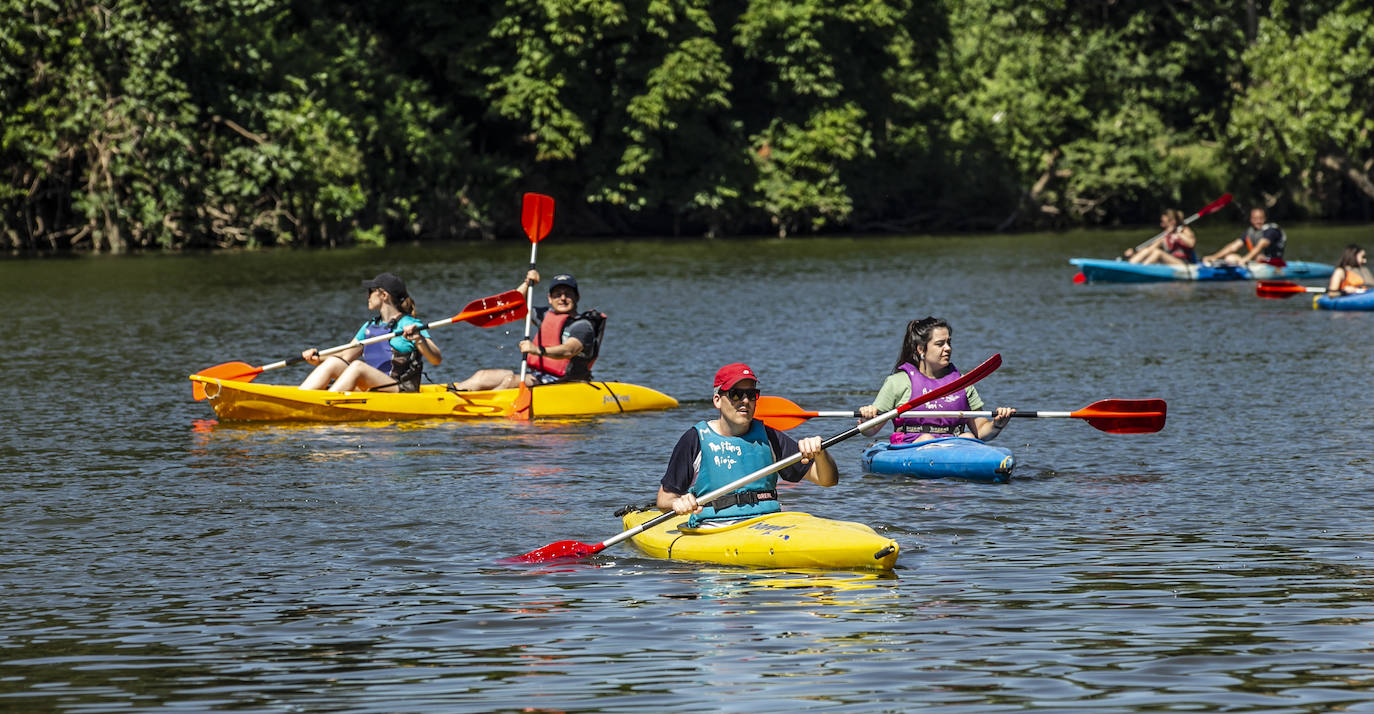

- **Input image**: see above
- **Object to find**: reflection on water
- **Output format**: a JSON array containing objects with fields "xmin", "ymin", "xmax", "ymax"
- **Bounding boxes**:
[{"xmin": 3, "ymin": 228, "xmax": 1374, "ymax": 709}]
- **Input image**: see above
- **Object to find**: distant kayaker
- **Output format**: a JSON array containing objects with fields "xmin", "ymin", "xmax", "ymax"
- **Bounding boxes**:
[
  {"xmin": 298, "ymin": 272, "xmax": 443, "ymax": 392},
  {"xmin": 858, "ymin": 317, "xmax": 1014, "ymax": 443},
  {"xmin": 1326, "ymin": 244, "xmax": 1372, "ymax": 297},
  {"xmin": 657, "ymin": 363, "xmax": 839, "ymax": 527},
  {"xmin": 452, "ymin": 270, "xmax": 601, "ymax": 390},
  {"xmin": 1125, "ymin": 209, "xmax": 1198, "ymax": 266},
  {"xmin": 1203, "ymin": 207, "xmax": 1287, "ymax": 265}
]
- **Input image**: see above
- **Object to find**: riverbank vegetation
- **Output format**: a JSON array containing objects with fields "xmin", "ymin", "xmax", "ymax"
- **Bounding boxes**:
[{"xmin": 2, "ymin": 0, "xmax": 1370, "ymax": 251}]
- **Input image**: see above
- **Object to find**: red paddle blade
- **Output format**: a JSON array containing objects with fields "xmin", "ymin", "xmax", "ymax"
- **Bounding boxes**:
[
  {"xmin": 521, "ymin": 193, "xmax": 555, "ymax": 242},
  {"xmin": 1197, "ymin": 192, "xmax": 1233, "ymax": 217},
  {"xmin": 1072, "ymin": 398, "xmax": 1167, "ymax": 434},
  {"xmin": 754, "ymin": 395, "xmax": 816, "ymax": 430},
  {"xmin": 506, "ymin": 539, "xmax": 604, "ymax": 563},
  {"xmin": 461, "ymin": 290, "xmax": 528, "ymax": 327},
  {"xmin": 1072, "ymin": 271, "xmax": 1087, "ymax": 284},
  {"xmin": 1255, "ymin": 281, "xmax": 1305, "ymax": 299},
  {"xmin": 190, "ymin": 361, "xmax": 264, "ymax": 400}
]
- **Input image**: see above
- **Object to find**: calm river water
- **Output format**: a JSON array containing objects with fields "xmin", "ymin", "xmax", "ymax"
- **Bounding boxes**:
[{"xmin": 3, "ymin": 222, "xmax": 1374, "ymax": 711}]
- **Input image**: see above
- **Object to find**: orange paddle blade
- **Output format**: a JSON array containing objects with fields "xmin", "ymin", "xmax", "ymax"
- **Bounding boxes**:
[
  {"xmin": 190, "ymin": 361, "xmax": 263, "ymax": 400},
  {"xmin": 1070, "ymin": 398, "xmax": 1167, "ymax": 433},
  {"xmin": 509, "ymin": 382, "xmax": 533, "ymax": 421},
  {"xmin": 521, "ymin": 193, "xmax": 555, "ymax": 243},
  {"xmin": 754, "ymin": 395, "xmax": 819, "ymax": 431}
]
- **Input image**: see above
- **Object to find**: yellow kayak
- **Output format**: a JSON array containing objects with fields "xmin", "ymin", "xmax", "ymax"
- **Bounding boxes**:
[
  {"xmin": 189, "ymin": 376, "xmax": 678, "ymax": 422},
  {"xmin": 619, "ymin": 509, "xmax": 900, "ymax": 571}
]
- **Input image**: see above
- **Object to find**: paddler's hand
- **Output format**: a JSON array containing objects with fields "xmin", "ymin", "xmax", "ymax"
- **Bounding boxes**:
[
  {"xmin": 403, "ymin": 324, "xmax": 424, "ymax": 342},
  {"xmin": 797, "ymin": 435, "xmax": 824, "ymax": 464},
  {"xmin": 991, "ymin": 407, "xmax": 1015, "ymax": 431},
  {"xmin": 670, "ymin": 493, "xmax": 701, "ymax": 516},
  {"xmin": 517, "ymin": 339, "xmax": 537, "ymax": 355},
  {"xmin": 858, "ymin": 404, "xmax": 881, "ymax": 436},
  {"xmin": 302, "ymin": 347, "xmax": 321, "ymax": 365}
]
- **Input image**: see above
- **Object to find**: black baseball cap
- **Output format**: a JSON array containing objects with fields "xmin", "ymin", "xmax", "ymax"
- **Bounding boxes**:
[
  {"xmin": 548, "ymin": 273, "xmax": 578, "ymax": 295},
  {"xmin": 361, "ymin": 272, "xmax": 408, "ymax": 299}
]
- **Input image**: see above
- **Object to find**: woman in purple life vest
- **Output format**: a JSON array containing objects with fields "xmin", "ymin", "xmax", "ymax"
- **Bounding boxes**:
[{"xmin": 857, "ymin": 317, "xmax": 1014, "ymax": 444}]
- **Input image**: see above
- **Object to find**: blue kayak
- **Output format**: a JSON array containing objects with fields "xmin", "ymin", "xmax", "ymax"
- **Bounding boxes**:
[
  {"xmin": 1313, "ymin": 291, "xmax": 1374, "ymax": 311},
  {"xmin": 861, "ymin": 438, "xmax": 1014, "ymax": 483},
  {"xmin": 1071, "ymin": 258, "xmax": 1334, "ymax": 284}
]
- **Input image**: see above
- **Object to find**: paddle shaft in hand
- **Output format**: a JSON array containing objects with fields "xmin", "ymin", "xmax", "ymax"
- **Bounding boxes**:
[
  {"xmin": 191, "ymin": 290, "xmax": 525, "ymax": 396},
  {"xmin": 511, "ymin": 192, "xmax": 555, "ymax": 419},
  {"xmin": 510, "ymin": 353, "xmax": 1001, "ymax": 562},
  {"xmin": 1129, "ymin": 193, "xmax": 1233, "ymax": 255},
  {"xmin": 755, "ymin": 396, "xmax": 1166, "ymax": 434}
]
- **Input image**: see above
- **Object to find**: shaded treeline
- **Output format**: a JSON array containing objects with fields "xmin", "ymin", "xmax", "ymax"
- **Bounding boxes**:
[{"xmin": 1, "ymin": 0, "xmax": 1371, "ymax": 252}]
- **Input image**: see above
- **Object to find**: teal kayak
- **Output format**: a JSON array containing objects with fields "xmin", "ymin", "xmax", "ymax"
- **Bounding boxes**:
[
  {"xmin": 861, "ymin": 438, "xmax": 1014, "ymax": 483},
  {"xmin": 1071, "ymin": 258, "xmax": 1335, "ymax": 284}
]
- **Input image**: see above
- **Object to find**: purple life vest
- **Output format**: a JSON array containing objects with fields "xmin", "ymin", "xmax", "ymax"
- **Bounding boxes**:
[{"xmin": 890, "ymin": 363, "xmax": 971, "ymax": 440}]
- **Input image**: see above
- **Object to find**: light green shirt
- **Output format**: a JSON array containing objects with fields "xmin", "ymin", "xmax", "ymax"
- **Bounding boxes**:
[{"xmin": 872, "ymin": 371, "xmax": 984, "ymax": 413}]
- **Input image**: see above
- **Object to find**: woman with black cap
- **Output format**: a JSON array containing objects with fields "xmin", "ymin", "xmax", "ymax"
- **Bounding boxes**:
[
  {"xmin": 452, "ymin": 269, "xmax": 598, "ymax": 390},
  {"xmin": 298, "ymin": 272, "xmax": 443, "ymax": 392}
]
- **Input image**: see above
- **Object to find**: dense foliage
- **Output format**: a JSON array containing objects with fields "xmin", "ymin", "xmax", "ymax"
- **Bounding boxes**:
[{"xmin": 2, "ymin": 0, "xmax": 1370, "ymax": 251}]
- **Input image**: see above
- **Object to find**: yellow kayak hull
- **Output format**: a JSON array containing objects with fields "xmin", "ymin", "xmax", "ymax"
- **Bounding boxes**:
[
  {"xmin": 189, "ymin": 376, "xmax": 678, "ymax": 422},
  {"xmin": 620, "ymin": 509, "xmax": 900, "ymax": 571}
]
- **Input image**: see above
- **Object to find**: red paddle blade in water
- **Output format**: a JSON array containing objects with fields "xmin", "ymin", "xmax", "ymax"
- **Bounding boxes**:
[
  {"xmin": 1072, "ymin": 271, "xmax": 1087, "ymax": 284},
  {"xmin": 507, "ymin": 539, "xmax": 604, "ymax": 563}
]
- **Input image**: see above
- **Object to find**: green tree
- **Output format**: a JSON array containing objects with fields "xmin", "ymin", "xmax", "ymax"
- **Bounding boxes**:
[{"xmin": 1227, "ymin": 2, "xmax": 1374, "ymax": 215}]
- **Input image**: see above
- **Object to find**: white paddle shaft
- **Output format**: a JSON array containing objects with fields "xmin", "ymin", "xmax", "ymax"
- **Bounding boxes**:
[{"xmin": 517, "ymin": 242, "xmax": 539, "ymax": 383}]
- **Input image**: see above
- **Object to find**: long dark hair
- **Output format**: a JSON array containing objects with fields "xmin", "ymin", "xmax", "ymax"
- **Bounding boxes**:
[
  {"xmin": 893, "ymin": 317, "xmax": 951, "ymax": 372},
  {"xmin": 1338, "ymin": 244, "xmax": 1365, "ymax": 270}
]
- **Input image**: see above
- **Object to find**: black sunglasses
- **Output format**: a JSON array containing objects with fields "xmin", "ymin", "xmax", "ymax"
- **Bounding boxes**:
[{"xmin": 719, "ymin": 387, "xmax": 761, "ymax": 402}]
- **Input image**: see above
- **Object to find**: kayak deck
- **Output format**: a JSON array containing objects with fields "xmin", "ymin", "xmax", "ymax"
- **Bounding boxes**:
[
  {"xmin": 619, "ymin": 509, "xmax": 900, "ymax": 571},
  {"xmin": 189, "ymin": 376, "xmax": 678, "ymax": 421},
  {"xmin": 1313, "ymin": 291, "xmax": 1374, "ymax": 311},
  {"xmin": 1071, "ymin": 258, "xmax": 1335, "ymax": 283},
  {"xmin": 861, "ymin": 438, "xmax": 1014, "ymax": 483}
]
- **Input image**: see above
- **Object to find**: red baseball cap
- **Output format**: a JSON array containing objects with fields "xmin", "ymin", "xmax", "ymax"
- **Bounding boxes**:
[{"xmin": 713, "ymin": 363, "xmax": 759, "ymax": 391}]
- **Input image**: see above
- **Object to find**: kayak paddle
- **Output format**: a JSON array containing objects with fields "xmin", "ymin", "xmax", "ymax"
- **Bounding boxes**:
[
  {"xmin": 1256, "ymin": 280, "xmax": 1325, "ymax": 299},
  {"xmin": 1126, "ymin": 193, "xmax": 1233, "ymax": 256},
  {"xmin": 507, "ymin": 352, "xmax": 1002, "ymax": 563},
  {"xmin": 756, "ymin": 396, "xmax": 1167, "ymax": 434},
  {"xmin": 510, "ymin": 192, "xmax": 555, "ymax": 420},
  {"xmin": 1075, "ymin": 193, "xmax": 1235, "ymax": 283},
  {"xmin": 190, "ymin": 289, "xmax": 527, "ymax": 400}
]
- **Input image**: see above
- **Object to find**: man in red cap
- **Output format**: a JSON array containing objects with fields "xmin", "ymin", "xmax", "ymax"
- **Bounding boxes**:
[{"xmin": 656, "ymin": 363, "xmax": 838, "ymax": 528}]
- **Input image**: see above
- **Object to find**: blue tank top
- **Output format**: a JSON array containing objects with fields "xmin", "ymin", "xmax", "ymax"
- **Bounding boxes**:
[{"xmin": 687, "ymin": 419, "xmax": 782, "ymax": 527}]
